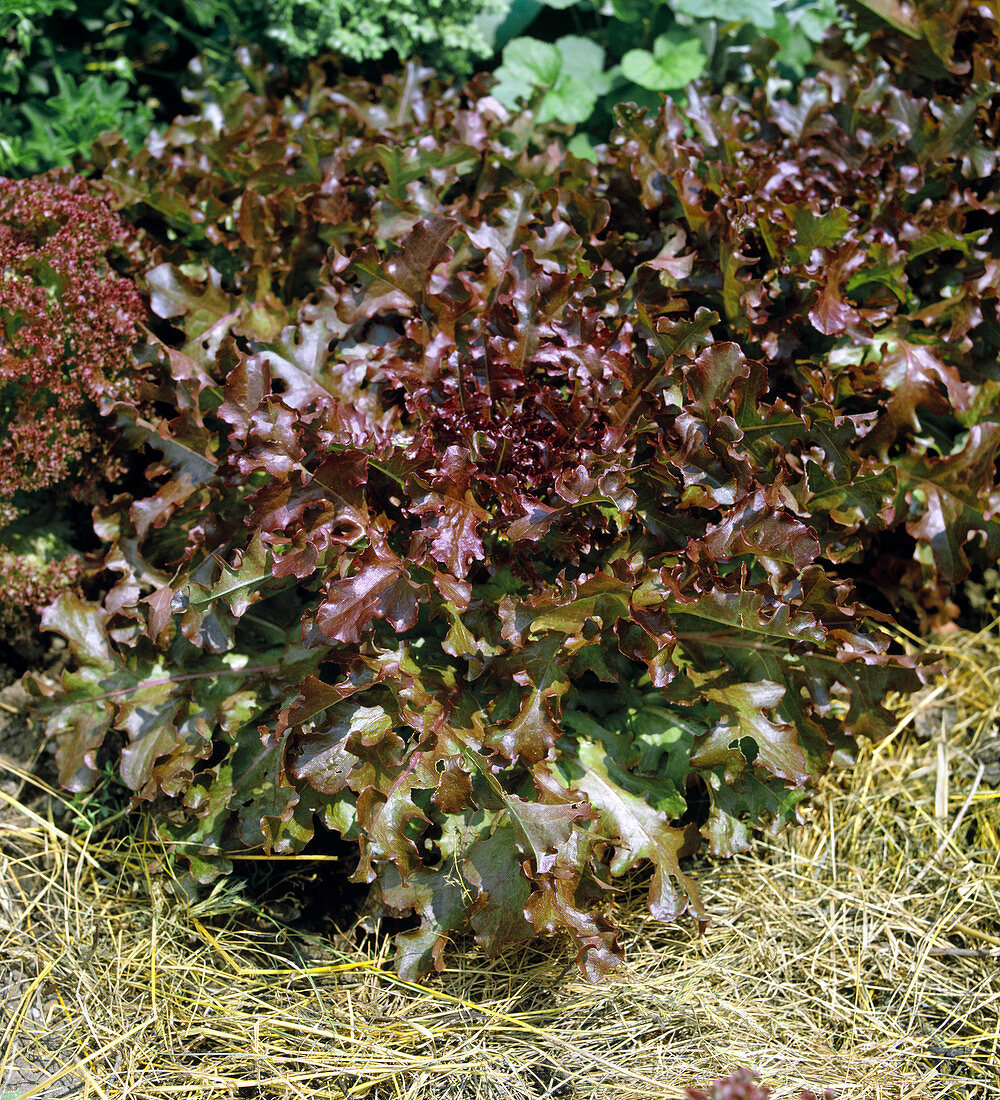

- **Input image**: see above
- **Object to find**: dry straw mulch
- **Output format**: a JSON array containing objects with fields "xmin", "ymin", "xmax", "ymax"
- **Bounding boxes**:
[{"xmin": 1, "ymin": 626, "xmax": 998, "ymax": 1100}]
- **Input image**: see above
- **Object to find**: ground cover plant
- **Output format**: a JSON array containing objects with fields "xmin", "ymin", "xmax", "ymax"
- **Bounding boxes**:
[
  {"xmin": 31, "ymin": 0, "xmax": 1000, "ymax": 980},
  {"xmin": 491, "ymin": 0, "xmax": 842, "ymax": 145}
]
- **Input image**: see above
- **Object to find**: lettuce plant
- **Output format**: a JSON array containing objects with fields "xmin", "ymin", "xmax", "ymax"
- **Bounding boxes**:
[
  {"xmin": 686, "ymin": 1068, "xmax": 834, "ymax": 1099},
  {"xmin": 36, "ymin": 0, "xmax": 998, "ymax": 979},
  {"xmin": 0, "ymin": 175, "xmax": 144, "ymax": 522},
  {"xmin": 0, "ymin": 533, "xmax": 82, "ymax": 648},
  {"xmin": 0, "ymin": 174, "xmax": 144, "ymax": 639}
]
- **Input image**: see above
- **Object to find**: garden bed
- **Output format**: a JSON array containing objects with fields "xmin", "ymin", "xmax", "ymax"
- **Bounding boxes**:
[{"xmin": 2, "ymin": 3, "xmax": 1000, "ymax": 1097}]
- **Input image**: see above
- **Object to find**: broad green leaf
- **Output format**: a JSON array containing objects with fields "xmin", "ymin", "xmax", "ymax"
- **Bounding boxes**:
[
  {"xmin": 621, "ymin": 33, "xmax": 706, "ymax": 92},
  {"xmin": 611, "ymin": 0, "xmax": 659, "ymax": 21},
  {"xmin": 464, "ymin": 826, "xmax": 534, "ymax": 951},
  {"xmin": 495, "ymin": 36, "xmax": 562, "ymax": 94},
  {"xmin": 699, "ymin": 680, "xmax": 809, "ymax": 786},
  {"xmin": 567, "ymin": 131, "xmax": 598, "ymax": 161},
  {"xmin": 786, "ymin": 205, "xmax": 851, "ymax": 264},
  {"xmin": 795, "ymin": 0, "xmax": 839, "ymax": 41},
  {"xmin": 672, "ymin": 0, "xmax": 777, "ymax": 27},
  {"xmin": 767, "ymin": 12, "xmax": 819, "ymax": 74},
  {"xmin": 541, "ymin": 40, "xmax": 613, "ymax": 125},
  {"xmin": 573, "ymin": 740, "xmax": 704, "ymax": 922},
  {"xmin": 186, "ymin": 534, "xmax": 272, "ymax": 618},
  {"xmin": 555, "ymin": 34, "xmax": 606, "ymax": 82},
  {"xmin": 492, "ymin": 35, "xmax": 611, "ymax": 125}
]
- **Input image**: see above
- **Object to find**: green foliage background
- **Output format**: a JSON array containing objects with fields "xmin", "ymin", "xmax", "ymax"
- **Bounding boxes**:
[
  {"xmin": 491, "ymin": 0, "xmax": 842, "ymax": 145},
  {"xmin": 0, "ymin": 0, "xmax": 838, "ymax": 174},
  {"xmin": 264, "ymin": 0, "xmax": 503, "ymax": 66},
  {"xmin": 0, "ymin": 0, "xmax": 235, "ymax": 173},
  {"xmin": 0, "ymin": 0, "xmax": 501, "ymax": 174}
]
